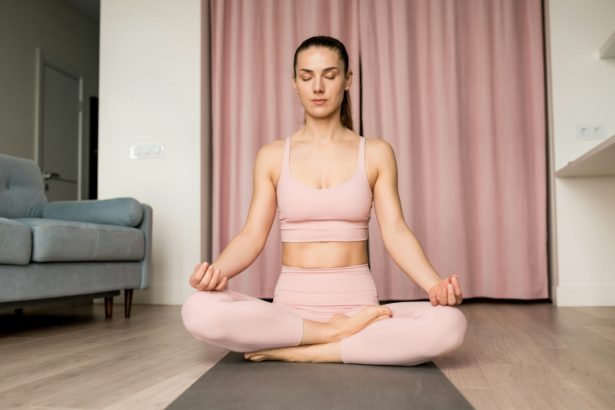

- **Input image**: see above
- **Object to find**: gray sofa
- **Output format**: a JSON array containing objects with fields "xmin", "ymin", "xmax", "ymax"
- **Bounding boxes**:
[{"xmin": 0, "ymin": 153, "xmax": 152, "ymax": 318}]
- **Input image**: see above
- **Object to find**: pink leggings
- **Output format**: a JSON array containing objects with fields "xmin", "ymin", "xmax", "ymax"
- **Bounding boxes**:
[{"xmin": 181, "ymin": 263, "xmax": 467, "ymax": 366}]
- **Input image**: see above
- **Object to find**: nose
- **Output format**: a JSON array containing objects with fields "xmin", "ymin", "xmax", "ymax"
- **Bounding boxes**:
[{"xmin": 313, "ymin": 75, "xmax": 324, "ymax": 94}]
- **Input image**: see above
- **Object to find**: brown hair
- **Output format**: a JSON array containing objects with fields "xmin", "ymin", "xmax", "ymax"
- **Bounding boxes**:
[{"xmin": 293, "ymin": 35, "xmax": 354, "ymax": 131}]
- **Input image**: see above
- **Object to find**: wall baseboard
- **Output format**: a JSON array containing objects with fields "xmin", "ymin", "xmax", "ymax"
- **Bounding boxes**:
[
  {"xmin": 93, "ymin": 285, "xmax": 196, "ymax": 306},
  {"xmin": 95, "ymin": 285, "xmax": 615, "ymax": 307},
  {"xmin": 555, "ymin": 285, "xmax": 615, "ymax": 306}
]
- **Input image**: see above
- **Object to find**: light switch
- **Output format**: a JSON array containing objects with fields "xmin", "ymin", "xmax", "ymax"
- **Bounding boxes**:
[{"xmin": 130, "ymin": 144, "xmax": 165, "ymax": 159}]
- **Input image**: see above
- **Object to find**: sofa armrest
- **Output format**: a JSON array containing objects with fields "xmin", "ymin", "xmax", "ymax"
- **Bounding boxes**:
[
  {"xmin": 43, "ymin": 197, "xmax": 144, "ymax": 227},
  {"xmin": 137, "ymin": 203, "xmax": 153, "ymax": 289}
]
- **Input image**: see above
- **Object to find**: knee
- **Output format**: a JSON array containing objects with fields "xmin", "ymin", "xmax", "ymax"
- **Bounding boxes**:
[
  {"xmin": 432, "ymin": 306, "xmax": 468, "ymax": 355},
  {"xmin": 180, "ymin": 291, "xmax": 228, "ymax": 342}
]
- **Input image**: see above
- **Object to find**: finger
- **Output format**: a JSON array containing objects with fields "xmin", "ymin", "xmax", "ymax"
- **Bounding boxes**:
[
  {"xmin": 190, "ymin": 262, "xmax": 209, "ymax": 285},
  {"xmin": 199, "ymin": 265, "xmax": 215, "ymax": 289},
  {"xmin": 429, "ymin": 291, "xmax": 437, "ymax": 306},
  {"xmin": 194, "ymin": 262, "xmax": 209, "ymax": 278},
  {"xmin": 211, "ymin": 269, "xmax": 225, "ymax": 291},
  {"xmin": 206, "ymin": 269, "xmax": 221, "ymax": 291},
  {"xmin": 440, "ymin": 286, "xmax": 447, "ymax": 306},
  {"xmin": 451, "ymin": 275, "xmax": 462, "ymax": 296},
  {"xmin": 447, "ymin": 283, "xmax": 455, "ymax": 305},
  {"xmin": 215, "ymin": 276, "xmax": 228, "ymax": 291},
  {"xmin": 207, "ymin": 268, "xmax": 220, "ymax": 290},
  {"xmin": 432, "ymin": 290, "xmax": 440, "ymax": 306},
  {"xmin": 451, "ymin": 275, "xmax": 463, "ymax": 304}
]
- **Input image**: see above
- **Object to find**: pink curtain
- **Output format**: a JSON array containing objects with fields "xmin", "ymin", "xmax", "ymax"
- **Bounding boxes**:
[
  {"xmin": 209, "ymin": 0, "xmax": 549, "ymax": 300},
  {"xmin": 360, "ymin": 0, "xmax": 548, "ymax": 300}
]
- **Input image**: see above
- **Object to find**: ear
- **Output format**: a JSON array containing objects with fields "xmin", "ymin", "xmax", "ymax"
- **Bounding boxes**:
[
  {"xmin": 345, "ymin": 70, "xmax": 353, "ymax": 90},
  {"xmin": 291, "ymin": 75, "xmax": 298, "ymax": 93}
]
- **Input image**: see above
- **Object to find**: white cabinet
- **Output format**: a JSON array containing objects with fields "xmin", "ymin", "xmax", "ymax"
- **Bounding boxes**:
[
  {"xmin": 600, "ymin": 30, "xmax": 615, "ymax": 58},
  {"xmin": 556, "ymin": 134, "xmax": 615, "ymax": 177},
  {"xmin": 556, "ymin": 31, "xmax": 615, "ymax": 177}
]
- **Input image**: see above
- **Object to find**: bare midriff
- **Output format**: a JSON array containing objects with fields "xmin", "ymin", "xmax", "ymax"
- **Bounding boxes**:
[{"xmin": 281, "ymin": 240, "xmax": 369, "ymax": 268}]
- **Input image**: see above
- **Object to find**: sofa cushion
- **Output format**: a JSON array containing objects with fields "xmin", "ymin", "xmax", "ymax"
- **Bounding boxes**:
[
  {"xmin": 0, "ymin": 217, "xmax": 31, "ymax": 265},
  {"xmin": 16, "ymin": 218, "xmax": 144, "ymax": 262},
  {"xmin": 43, "ymin": 198, "xmax": 144, "ymax": 227},
  {"xmin": 0, "ymin": 154, "xmax": 47, "ymax": 218}
]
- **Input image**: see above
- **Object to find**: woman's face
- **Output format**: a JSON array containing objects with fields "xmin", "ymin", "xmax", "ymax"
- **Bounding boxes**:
[{"xmin": 292, "ymin": 46, "xmax": 352, "ymax": 120}]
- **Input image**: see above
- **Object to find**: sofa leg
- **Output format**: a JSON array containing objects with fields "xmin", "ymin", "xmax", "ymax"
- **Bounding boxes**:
[
  {"xmin": 124, "ymin": 289, "xmax": 134, "ymax": 318},
  {"xmin": 104, "ymin": 297, "xmax": 113, "ymax": 318}
]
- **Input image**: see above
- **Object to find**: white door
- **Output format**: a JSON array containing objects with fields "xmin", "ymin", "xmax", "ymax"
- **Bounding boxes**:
[{"xmin": 35, "ymin": 49, "xmax": 83, "ymax": 202}]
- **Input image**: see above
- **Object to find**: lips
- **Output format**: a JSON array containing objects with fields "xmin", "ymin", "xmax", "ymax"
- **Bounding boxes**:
[{"xmin": 312, "ymin": 99, "xmax": 327, "ymax": 105}]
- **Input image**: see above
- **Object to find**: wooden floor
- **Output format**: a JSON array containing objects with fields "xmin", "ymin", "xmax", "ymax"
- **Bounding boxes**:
[{"xmin": 1, "ymin": 300, "xmax": 614, "ymax": 409}]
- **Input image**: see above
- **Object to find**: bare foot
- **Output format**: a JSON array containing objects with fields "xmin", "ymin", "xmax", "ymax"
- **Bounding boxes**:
[
  {"xmin": 244, "ymin": 345, "xmax": 309, "ymax": 363},
  {"xmin": 327, "ymin": 305, "xmax": 392, "ymax": 341},
  {"xmin": 244, "ymin": 341, "xmax": 342, "ymax": 363}
]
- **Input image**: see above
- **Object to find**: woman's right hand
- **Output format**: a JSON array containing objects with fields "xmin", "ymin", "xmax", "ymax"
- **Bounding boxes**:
[{"xmin": 189, "ymin": 261, "xmax": 229, "ymax": 291}]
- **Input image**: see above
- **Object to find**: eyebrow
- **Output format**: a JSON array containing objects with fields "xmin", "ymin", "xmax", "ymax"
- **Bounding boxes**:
[{"xmin": 298, "ymin": 67, "xmax": 340, "ymax": 73}]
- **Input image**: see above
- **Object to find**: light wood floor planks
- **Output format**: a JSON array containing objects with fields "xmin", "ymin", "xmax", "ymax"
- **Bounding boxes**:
[{"xmin": 1, "ymin": 301, "xmax": 614, "ymax": 409}]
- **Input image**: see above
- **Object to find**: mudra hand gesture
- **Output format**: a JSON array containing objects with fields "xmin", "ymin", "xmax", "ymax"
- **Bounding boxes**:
[
  {"xmin": 189, "ymin": 261, "xmax": 229, "ymax": 291},
  {"xmin": 428, "ymin": 274, "xmax": 463, "ymax": 306}
]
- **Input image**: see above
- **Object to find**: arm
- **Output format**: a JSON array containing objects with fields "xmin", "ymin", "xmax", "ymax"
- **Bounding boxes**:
[
  {"xmin": 371, "ymin": 138, "xmax": 462, "ymax": 304},
  {"xmin": 210, "ymin": 141, "xmax": 280, "ymax": 280}
]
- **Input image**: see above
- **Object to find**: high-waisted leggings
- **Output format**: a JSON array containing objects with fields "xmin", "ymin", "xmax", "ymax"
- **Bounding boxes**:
[{"xmin": 181, "ymin": 263, "xmax": 468, "ymax": 366}]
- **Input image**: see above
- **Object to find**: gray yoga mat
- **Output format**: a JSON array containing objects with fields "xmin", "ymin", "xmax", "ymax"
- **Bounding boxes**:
[{"xmin": 167, "ymin": 352, "xmax": 474, "ymax": 409}]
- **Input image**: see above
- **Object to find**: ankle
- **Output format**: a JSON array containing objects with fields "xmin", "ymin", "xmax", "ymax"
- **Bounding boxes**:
[
  {"xmin": 301, "ymin": 319, "xmax": 337, "ymax": 345},
  {"xmin": 318, "ymin": 321, "xmax": 341, "ymax": 343}
]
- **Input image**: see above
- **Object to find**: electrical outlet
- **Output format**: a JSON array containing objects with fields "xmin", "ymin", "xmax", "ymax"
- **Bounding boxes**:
[
  {"xmin": 130, "ymin": 144, "xmax": 165, "ymax": 159},
  {"xmin": 591, "ymin": 124, "xmax": 605, "ymax": 138},
  {"xmin": 576, "ymin": 124, "xmax": 606, "ymax": 141}
]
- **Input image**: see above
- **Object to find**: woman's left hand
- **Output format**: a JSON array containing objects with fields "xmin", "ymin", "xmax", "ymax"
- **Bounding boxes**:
[{"xmin": 428, "ymin": 274, "xmax": 463, "ymax": 306}]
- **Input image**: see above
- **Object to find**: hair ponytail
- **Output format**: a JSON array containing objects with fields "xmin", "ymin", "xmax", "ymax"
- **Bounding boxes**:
[{"xmin": 340, "ymin": 90, "xmax": 353, "ymax": 131}]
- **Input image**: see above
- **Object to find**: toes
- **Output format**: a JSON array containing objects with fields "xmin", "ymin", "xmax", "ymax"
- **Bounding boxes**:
[
  {"xmin": 244, "ymin": 353, "xmax": 265, "ymax": 362},
  {"xmin": 371, "ymin": 314, "xmax": 391, "ymax": 324},
  {"xmin": 379, "ymin": 307, "xmax": 392, "ymax": 316}
]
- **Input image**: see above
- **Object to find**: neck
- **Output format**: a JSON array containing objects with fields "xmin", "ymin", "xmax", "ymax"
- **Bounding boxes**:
[{"xmin": 300, "ymin": 114, "xmax": 347, "ymax": 143}]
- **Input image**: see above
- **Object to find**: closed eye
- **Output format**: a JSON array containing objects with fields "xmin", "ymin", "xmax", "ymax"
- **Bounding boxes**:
[{"xmin": 302, "ymin": 76, "xmax": 336, "ymax": 82}]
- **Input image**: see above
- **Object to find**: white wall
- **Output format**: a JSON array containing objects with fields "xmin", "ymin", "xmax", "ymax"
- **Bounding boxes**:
[
  {"xmin": 99, "ymin": 0, "xmax": 203, "ymax": 305},
  {"xmin": 546, "ymin": 0, "xmax": 615, "ymax": 305},
  {"xmin": 0, "ymin": 0, "xmax": 99, "ymax": 198}
]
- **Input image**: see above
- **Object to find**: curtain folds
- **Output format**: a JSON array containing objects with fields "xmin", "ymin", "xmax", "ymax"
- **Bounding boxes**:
[{"xmin": 209, "ymin": 0, "xmax": 548, "ymax": 300}]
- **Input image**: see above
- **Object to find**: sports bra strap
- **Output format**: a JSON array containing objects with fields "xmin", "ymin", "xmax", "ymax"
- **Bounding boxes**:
[{"xmin": 358, "ymin": 136, "xmax": 365, "ymax": 173}]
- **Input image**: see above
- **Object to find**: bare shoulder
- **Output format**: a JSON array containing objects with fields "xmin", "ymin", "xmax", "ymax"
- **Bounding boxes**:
[
  {"xmin": 364, "ymin": 136, "xmax": 396, "ymax": 168},
  {"xmin": 257, "ymin": 138, "xmax": 284, "ymax": 158},
  {"xmin": 254, "ymin": 138, "xmax": 286, "ymax": 184}
]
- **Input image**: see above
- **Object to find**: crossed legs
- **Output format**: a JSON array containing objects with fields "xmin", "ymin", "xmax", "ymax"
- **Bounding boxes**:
[{"xmin": 181, "ymin": 289, "xmax": 467, "ymax": 366}]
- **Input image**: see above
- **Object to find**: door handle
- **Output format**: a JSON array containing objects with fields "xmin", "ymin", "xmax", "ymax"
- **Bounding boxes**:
[
  {"xmin": 43, "ymin": 172, "xmax": 60, "ymax": 180},
  {"xmin": 42, "ymin": 171, "xmax": 76, "ymax": 183}
]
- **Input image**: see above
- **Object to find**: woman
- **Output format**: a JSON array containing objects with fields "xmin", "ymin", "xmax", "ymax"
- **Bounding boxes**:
[{"xmin": 181, "ymin": 35, "xmax": 467, "ymax": 366}]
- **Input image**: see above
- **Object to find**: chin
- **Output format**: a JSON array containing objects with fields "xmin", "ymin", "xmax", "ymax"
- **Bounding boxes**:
[
  {"xmin": 306, "ymin": 111, "xmax": 338, "ymax": 121},
  {"xmin": 304, "ymin": 106, "xmax": 340, "ymax": 118}
]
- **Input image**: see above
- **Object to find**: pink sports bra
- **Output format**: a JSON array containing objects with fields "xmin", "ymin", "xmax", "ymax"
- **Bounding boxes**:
[{"xmin": 276, "ymin": 135, "xmax": 373, "ymax": 242}]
